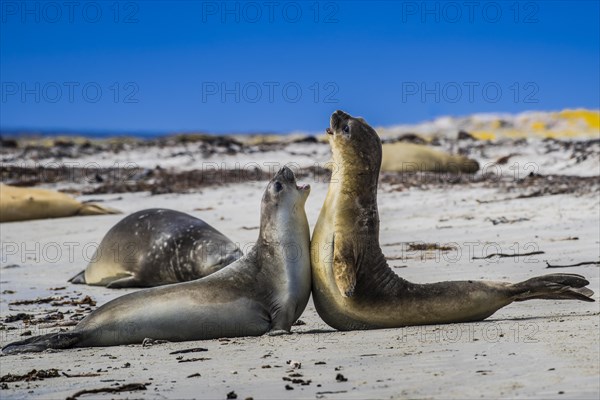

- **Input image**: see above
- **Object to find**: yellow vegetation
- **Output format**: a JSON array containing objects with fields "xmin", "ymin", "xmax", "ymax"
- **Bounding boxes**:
[
  {"xmin": 559, "ymin": 109, "xmax": 600, "ymax": 130},
  {"xmin": 470, "ymin": 131, "xmax": 496, "ymax": 141},
  {"xmin": 530, "ymin": 121, "xmax": 546, "ymax": 131}
]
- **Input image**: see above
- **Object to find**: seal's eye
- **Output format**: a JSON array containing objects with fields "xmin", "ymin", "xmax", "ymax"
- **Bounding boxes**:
[
  {"xmin": 343, "ymin": 125, "xmax": 350, "ymax": 134},
  {"xmin": 274, "ymin": 182, "xmax": 283, "ymax": 192}
]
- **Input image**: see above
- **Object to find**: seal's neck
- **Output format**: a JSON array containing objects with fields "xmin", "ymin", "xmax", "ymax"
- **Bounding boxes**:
[
  {"xmin": 331, "ymin": 157, "xmax": 380, "ymax": 207},
  {"xmin": 331, "ymin": 141, "xmax": 381, "ymax": 183},
  {"xmin": 258, "ymin": 204, "xmax": 308, "ymax": 251},
  {"xmin": 326, "ymin": 152, "xmax": 381, "ymax": 239},
  {"xmin": 259, "ymin": 209, "xmax": 288, "ymax": 244},
  {"xmin": 256, "ymin": 202, "xmax": 311, "ymax": 310}
]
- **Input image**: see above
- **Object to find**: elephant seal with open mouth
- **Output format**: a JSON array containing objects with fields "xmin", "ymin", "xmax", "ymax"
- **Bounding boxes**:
[{"xmin": 3, "ymin": 167, "xmax": 311, "ymax": 353}]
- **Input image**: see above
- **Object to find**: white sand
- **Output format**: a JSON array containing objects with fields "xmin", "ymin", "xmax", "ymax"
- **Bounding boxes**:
[{"xmin": 1, "ymin": 149, "xmax": 599, "ymax": 399}]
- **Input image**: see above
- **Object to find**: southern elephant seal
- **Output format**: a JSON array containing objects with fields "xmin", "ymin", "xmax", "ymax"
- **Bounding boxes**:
[
  {"xmin": 0, "ymin": 184, "xmax": 120, "ymax": 223},
  {"xmin": 3, "ymin": 167, "xmax": 311, "ymax": 353},
  {"xmin": 381, "ymin": 142, "xmax": 479, "ymax": 173},
  {"xmin": 68, "ymin": 209, "xmax": 243, "ymax": 288},
  {"xmin": 310, "ymin": 110, "xmax": 594, "ymax": 331}
]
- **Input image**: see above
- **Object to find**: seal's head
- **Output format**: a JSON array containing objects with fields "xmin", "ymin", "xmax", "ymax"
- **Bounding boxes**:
[
  {"xmin": 326, "ymin": 110, "xmax": 382, "ymax": 173},
  {"xmin": 261, "ymin": 166, "xmax": 310, "ymax": 224}
]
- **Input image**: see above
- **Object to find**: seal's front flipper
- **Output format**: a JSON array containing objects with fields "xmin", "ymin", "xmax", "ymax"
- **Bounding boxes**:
[
  {"xmin": 332, "ymin": 233, "xmax": 357, "ymax": 297},
  {"xmin": 106, "ymin": 276, "xmax": 149, "ymax": 289},
  {"xmin": 68, "ymin": 270, "xmax": 86, "ymax": 284},
  {"xmin": 2, "ymin": 331, "xmax": 81, "ymax": 355},
  {"xmin": 266, "ymin": 329, "xmax": 291, "ymax": 336},
  {"xmin": 512, "ymin": 273, "xmax": 595, "ymax": 302}
]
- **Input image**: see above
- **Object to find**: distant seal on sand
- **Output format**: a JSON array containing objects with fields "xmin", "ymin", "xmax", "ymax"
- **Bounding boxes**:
[
  {"xmin": 3, "ymin": 167, "xmax": 311, "ymax": 353},
  {"xmin": 68, "ymin": 209, "xmax": 243, "ymax": 288},
  {"xmin": 310, "ymin": 110, "xmax": 594, "ymax": 331},
  {"xmin": 381, "ymin": 142, "xmax": 479, "ymax": 173},
  {"xmin": 0, "ymin": 184, "xmax": 120, "ymax": 223}
]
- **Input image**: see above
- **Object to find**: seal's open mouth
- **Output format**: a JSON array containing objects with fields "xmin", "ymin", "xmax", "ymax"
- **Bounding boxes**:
[{"xmin": 297, "ymin": 183, "xmax": 310, "ymax": 191}]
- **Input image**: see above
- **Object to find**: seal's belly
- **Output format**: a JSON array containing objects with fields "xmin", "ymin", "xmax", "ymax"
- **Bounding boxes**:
[
  {"xmin": 311, "ymin": 226, "xmax": 374, "ymax": 330},
  {"xmin": 77, "ymin": 293, "xmax": 270, "ymax": 346},
  {"xmin": 311, "ymin": 223, "xmax": 404, "ymax": 329}
]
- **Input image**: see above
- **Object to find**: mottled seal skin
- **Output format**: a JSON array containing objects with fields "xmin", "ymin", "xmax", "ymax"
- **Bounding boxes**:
[
  {"xmin": 3, "ymin": 167, "xmax": 311, "ymax": 353},
  {"xmin": 310, "ymin": 110, "xmax": 595, "ymax": 331},
  {"xmin": 68, "ymin": 209, "xmax": 243, "ymax": 288}
]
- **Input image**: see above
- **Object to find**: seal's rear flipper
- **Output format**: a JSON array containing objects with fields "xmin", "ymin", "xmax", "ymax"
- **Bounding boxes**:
[
  {"xmin": 68, "ymin": 270, "xmax": 86, "ymax": 284},
  {"xmin": 512, "ymin": 274, "xmax": 595, "ymax": 302},
  {"xmin": 2, "ymin": 332, "xmax": 81, "ymax": 355},
  {"xmin": 77, "ymin": 203, "xmax": 121, "ymax": 216}
]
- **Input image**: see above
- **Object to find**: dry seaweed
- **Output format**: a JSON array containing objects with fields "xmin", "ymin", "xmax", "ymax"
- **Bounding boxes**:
[
  {"xmin": 0, "ymin": 369, "xmax": 60, "ymax": 383},
  {"xmin": 546, "ymin": 261, "xmax": 600, "ymax": 268},
  {"xmin": 65, "ymin": 382, "xmax": 147, "ymax": 400}
]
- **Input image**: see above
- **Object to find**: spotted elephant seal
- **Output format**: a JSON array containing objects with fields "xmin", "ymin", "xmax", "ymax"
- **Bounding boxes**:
[
  {"xmin": 310, "ymin": 110, "xmax": 594, "ymax": 331},
  {"xmin": 3, "ymin": 167, "xmax": 311, "ymax": 353},
  {"xmin": 68, "ymin": 209, "xmax": 243, "ymax": 288},
  {"xmin": 0, "ymin": 184, "xmax": 120, "ymax": 223}
]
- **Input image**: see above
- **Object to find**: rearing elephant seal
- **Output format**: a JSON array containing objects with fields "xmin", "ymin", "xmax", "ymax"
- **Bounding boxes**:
[
  {"xmin": 68, "ymin": 209, "xmax": 243, "ymax": 288},
  {"xmin": 3, "ymin": 167, "xmax": 311, "ymax": 353},
  {"xmin": 310, "ymin": 110, "xmax": 594, "ymax": 331}
]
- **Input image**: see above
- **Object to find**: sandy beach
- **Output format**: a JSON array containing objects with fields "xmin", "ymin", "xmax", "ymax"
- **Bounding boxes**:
[
  {"xmin": 3, "ymin": 0, "xmax": 599, "ymax": 395},
  {"xmin": 1, "ymin": 126, "xmax": 599, "ymax": 399}
]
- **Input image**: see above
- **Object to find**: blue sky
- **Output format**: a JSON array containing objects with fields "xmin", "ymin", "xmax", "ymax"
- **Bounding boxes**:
[{"xmin": 1, "ymin": 0, "xmax": 599, "ymax": 134}]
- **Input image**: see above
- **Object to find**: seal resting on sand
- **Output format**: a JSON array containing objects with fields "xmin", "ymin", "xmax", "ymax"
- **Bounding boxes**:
[
  {"xmin": 381, "ymin": 142, "xmax": 479, "ymax": 173},
  {"xmin": 68, "ymin": 209, "xmax": 243, "ymax": 288},
  {"xmin": 0, "ymin": 184, "xmax": 120, "ymax": 223}
]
